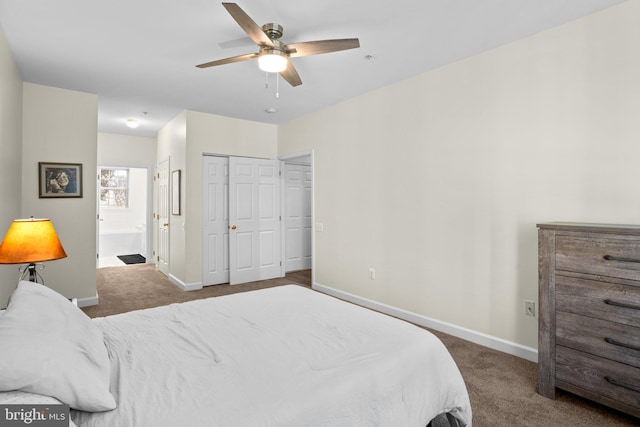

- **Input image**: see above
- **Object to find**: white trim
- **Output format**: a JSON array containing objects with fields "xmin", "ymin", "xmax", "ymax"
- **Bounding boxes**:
[
  {"xmin": 277, "ymin": 159, "xmax": 285, "ymax": 278},
  {"xmin": 310, "ymin": 151, "xmax": 315, "ymax": 287},
  {"xmin": 313, "ymin": 282, "xmax": 538, "ymax": 363},
  {"xmin": 279, "ymin": 150, "xmax": 313, "ymax": 162},
  {"xmin": 279, "ymin": 160, "xmax": 285, "ymax": 278},
  {"xmin": 169, "ymin": 274, "xmax": 203, "ymax": 291},
  {"xmin": 77, "ymin": 295, "xmax": 99, "ymax": 308}
]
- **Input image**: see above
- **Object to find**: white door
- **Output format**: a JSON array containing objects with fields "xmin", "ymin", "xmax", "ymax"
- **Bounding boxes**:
[
  {"xmin": 229, "ymin": 157, "xmax": 282, "ymax": 285},
  {"xmin": 285, "ymin": 163, "xmax": 312, "ymax": 272},
  {"xmin": 202, "ymin": 156, "xmax": 229, "ymax": 285},
  {"xmin": 157, "ymin": 159, "xmax": 170, "ymax": 276}
]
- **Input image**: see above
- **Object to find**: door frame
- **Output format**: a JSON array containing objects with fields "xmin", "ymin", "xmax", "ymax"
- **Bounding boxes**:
[{"xmin": 279, "ymin": 149, "xmax": 315, "ymax": 287}]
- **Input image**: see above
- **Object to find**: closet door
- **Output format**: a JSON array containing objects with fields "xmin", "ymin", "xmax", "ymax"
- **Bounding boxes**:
[
  {"xmin": 228, "ymin": 157, "xmax": 282, "ymax": 285},
  {"xmin": 202, "ymin": 156, "xmax": 229, "ymax": 285}
]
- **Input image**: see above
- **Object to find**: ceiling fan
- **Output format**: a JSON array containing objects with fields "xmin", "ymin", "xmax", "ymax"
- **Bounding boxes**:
[{"xmin": 196, "ymin": 2, "xmax": 360, "ymax": 87}]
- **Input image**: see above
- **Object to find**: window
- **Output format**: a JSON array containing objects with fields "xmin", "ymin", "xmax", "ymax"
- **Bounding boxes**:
[{"xmin": 100, "ymin": 168, "xmax": 129, "ymax": 208}]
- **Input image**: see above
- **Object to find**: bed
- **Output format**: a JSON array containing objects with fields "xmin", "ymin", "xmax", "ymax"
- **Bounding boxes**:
[{"xmin": 0, "ymin": 281, "xmax": 472, "ymax": 427}]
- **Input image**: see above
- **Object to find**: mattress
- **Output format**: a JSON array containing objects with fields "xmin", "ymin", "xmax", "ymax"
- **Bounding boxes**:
[{"xmin": 71, "ymin": 285, "xmax": 472, "ymax": 426}]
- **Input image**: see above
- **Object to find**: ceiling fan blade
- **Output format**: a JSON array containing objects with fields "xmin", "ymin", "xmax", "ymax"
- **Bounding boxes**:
[
  {"xmin": 196, "ymin": 53, "xmax": 258, "ymax": 68},
  {"xmin": 222, "ymin": 3, "xmax": 274, "ymax": 48},
  {"xmin": 280, "ymin": 61, "xmax": 302, "ymax": 87},
  {"xmin": 284, "ymin": 38, "xmax": 360, "ymax": 58}
]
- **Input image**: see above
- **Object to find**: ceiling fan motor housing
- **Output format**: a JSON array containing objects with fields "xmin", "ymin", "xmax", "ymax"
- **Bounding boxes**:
[
  {"xmin": 262, "ymin": 23, "xmax": 283, "ymax": 40},
  {"xmin": 260, "ymin": 39, "xmax": 286, "ymax": 56}
]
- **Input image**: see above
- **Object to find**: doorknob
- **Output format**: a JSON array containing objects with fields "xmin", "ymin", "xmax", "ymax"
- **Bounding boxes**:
[
  {"xmin": 230, "ymin": 224, "xmax": 237, "ymax": 230},
  {"xmin": 163, "ymin": 223, "xmax": 169, "ymax": 227}
]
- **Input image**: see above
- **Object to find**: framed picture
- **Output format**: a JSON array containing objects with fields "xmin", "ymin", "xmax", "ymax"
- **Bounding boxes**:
[
  {"xmin": 39, "ymin": 162, "xmax": 83, "ymax": 198},
  {"xmin": 171, "ymin": 169, "xmax": 181, "ymax": 215}
]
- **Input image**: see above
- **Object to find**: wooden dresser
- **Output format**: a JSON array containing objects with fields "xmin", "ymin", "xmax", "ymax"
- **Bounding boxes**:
[{"xmin": 538, "ymin": 222, "xmax": 640, "ymax": 418}]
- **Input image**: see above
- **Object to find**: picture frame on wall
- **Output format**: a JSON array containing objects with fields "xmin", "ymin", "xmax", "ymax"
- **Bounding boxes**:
[
  {"xmin": 38, "ymin": 162, "xmax": 83, "ymax": 198},
  {"xmin": 172, "ymin": 169, "xmax": 181, "ymax": 215}
]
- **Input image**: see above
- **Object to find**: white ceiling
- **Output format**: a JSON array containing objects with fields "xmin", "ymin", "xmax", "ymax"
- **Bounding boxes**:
[{"xmin": 0, "ymin": 0, "xmax": 626, "ymax": 137}]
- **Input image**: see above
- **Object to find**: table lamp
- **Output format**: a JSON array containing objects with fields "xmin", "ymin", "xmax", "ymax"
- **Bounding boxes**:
[{"xmin": 0, "ymin": 218, "xmax": 67, "ymax": 285}]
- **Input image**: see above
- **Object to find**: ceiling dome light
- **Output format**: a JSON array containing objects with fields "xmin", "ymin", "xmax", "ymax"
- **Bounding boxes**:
[
  {"xmin": 258, "ymin": 51, "xmax": 287, "ymax": 73},
  {"xmin": 125, "ymin": 118, "xmax": 140, "ymax": 129}
]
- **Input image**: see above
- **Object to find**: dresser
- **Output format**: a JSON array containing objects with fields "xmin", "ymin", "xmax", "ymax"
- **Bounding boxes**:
[{"xmin": 538, "ymin": 222, "xmax": 640, "ymax": 418}]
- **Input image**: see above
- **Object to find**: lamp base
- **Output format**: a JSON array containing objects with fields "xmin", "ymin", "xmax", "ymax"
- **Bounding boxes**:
[{"xmin": 19, "ymin": 263, "xmax": 44, "ymax": 284}]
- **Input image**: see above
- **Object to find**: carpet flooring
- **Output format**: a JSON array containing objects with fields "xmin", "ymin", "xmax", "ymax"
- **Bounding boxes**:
[
  {"xmin": 85, "ymin": 264, "xmax": 312, "ymax": 317},
  {"xmin": 88, "ymin": 264, "xmax": 639, "ymax": 426}
]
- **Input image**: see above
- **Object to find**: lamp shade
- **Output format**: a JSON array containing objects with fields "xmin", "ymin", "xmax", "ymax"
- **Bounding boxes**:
[{"xmin": 0, "ymin": 218, "xmax": 67, "ymax": 264}]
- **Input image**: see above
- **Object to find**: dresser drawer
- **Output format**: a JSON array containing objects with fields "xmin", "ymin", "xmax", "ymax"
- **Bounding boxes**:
[
  {"xmin": 556, "ymin": 346, "xmax": 640, "ymax": 410},
  {"xmin": 556, "ymin": 311, "xmax": 640, "ymax": 368},
  {"xmin": 556, "ymin": 235, "xmax": 640, "ymax": 280},
  {"xmin": 556, "ymin": 275, "xmax": 640, "ymax": 328}
]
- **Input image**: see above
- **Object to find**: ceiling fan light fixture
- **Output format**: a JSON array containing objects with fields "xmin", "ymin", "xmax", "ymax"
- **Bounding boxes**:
[{"xmin": 258, "ymin": 51, "xmax": 287, "ymax": 73}]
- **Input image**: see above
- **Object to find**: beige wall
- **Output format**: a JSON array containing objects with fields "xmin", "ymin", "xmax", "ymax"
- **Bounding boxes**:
[
  {"xmin": 98, "ymin": 133, "xmax": 157, "ymax": 168},
  {"xmin": 21, "ymin": 83, "xmax": 99, "ymax": 303},
  {"xmin": 279, "ymin": 1, "xmax": 640, "ymax": 349},
  {"xmin": 0, "ymin": 23, "xmax": 23, "ymax": 308}
]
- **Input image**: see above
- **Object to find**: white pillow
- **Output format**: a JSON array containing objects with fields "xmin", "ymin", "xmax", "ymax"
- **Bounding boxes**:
[{"xmin": 0, "ymin": 281, "xmax": 116, "ymax": 412}]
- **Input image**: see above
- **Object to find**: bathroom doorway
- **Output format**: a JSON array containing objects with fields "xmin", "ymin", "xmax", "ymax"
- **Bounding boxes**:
[{"xmin": 97, "ymin": 166, "xmax": 149, "ymax": 267}]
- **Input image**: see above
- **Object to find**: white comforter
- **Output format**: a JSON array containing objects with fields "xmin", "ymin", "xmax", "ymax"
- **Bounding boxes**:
[{"xmin": 72, "ymin": 285, "xmax": 471, "ymax": 427}]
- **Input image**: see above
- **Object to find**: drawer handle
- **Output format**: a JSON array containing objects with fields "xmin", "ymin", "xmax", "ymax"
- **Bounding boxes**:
[
  {"xmin": 604, "ymin": 298, "xmax": 640, "ymax": 312},
  {"xmin": 604, "ymin": 337, "xmax": 640, "ymax": 353},
  {"xmin": 605, "ymin": 376, "xmax": 640, "ymax": 394},
  {"xmin": 603, "ymin": 254, "xmax": 640, "ymax": 264}
]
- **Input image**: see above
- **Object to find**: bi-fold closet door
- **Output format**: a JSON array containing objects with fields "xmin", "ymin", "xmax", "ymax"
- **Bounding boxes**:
[{"xmin": 202, "ymin": 155, "xmax": 282, "ymax": 286}]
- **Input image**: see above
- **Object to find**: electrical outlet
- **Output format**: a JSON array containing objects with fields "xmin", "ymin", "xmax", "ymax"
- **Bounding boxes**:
[
  {"xmin": 368, "ymin": 268, "xmax": 376, "ymax": 280},
  {"xmin": 524, "ymin": 300, "xmax": 536, "ymax": 318}
]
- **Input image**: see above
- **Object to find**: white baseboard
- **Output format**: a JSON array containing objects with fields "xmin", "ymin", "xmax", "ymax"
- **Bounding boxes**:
[
  {"xmin": 313, "ymin": 282, "xmax": 538, "ymax": 363},
  {"xmin": 169, "ymin": 274, "xmax": 202, "ymax": 291},
  {"xmin": 77, "ymin": 295, "xmax": 99, "ymax": 308}
]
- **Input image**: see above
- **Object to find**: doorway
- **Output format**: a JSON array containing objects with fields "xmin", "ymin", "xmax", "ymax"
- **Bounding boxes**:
[{"xmin": 97, "ymin": 166, "xmax": 149, "ymax": 267}]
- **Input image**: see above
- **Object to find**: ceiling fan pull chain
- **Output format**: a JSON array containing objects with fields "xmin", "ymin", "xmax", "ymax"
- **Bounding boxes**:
[
  {"xmin": 276, "ymin": 73, "xmax": 280, "ymax": 99},
  {"xmin": 265, "ymin": 71, "xmax": 269, "ymax": 89}
]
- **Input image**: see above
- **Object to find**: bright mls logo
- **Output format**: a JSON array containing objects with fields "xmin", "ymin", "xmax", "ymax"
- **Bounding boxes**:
[{"xmin": 0, "ymin": 405, "xmax": 69, "ymax": 427}]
